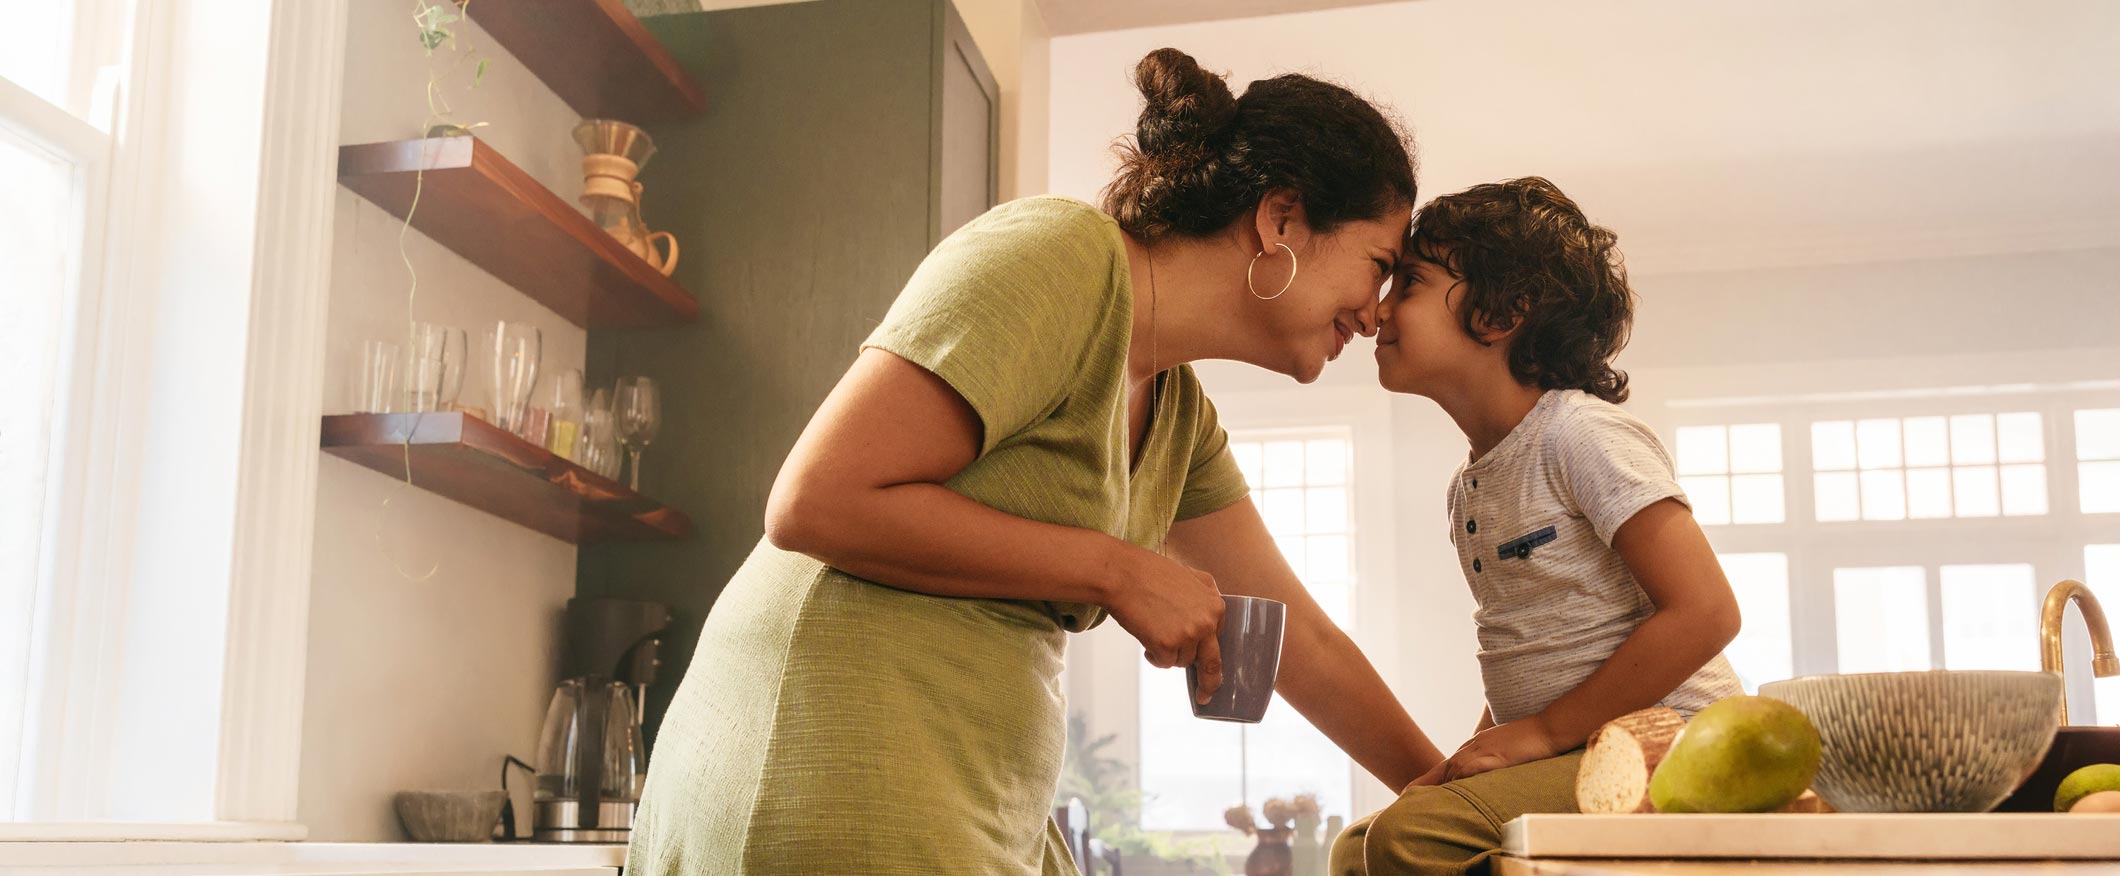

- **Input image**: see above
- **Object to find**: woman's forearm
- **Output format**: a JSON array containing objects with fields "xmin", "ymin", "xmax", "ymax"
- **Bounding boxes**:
[
  {"xmin": 770, "ymin": 478, "xmax": 1125, "ymax": 607},
  {"xmin": 1278, "ymin": 614, "xmax": 1446, "ymax": 790}
]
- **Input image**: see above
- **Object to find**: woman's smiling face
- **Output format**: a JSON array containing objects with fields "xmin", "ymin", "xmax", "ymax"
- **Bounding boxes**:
[{"xmin": 1255, "ymin": 211, "xmax": 1408, "ymax": 383}]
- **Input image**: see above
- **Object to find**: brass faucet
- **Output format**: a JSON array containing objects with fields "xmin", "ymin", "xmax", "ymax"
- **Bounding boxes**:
[{"xmin": 2040, "ymin": 579, "xmax": 2120, "ymax": 725}]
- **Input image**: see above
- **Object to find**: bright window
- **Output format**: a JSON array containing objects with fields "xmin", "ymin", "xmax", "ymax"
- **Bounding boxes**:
[
  {"xmin": 1811, "ymin": 414, "xmax": 2047, "ymax": 521},
  {"xmin": 1718, "ymin": 553, "xmax": 1793, "ymax": 692},
  {"xmin": 1833, "ymin": 566, "xmax": 1931, "ymax": 672},
  {"xmin": 2077, "ymin": 410, "xmax": 2120, "ymax": 514},
  {"xmin": 1677, "ymin": 424, "xmax": 1784, "ymax": 525},
  {"xmin": 1140, "ymin": 433, "xmax": 1353, "ymax": 831},
  {"xmin": 1939, "ymin": 564, "xmax": 2039, "ymax": 671},
  {"xmin": 2087, "ymin": 545, "xmax": 2120, "ymax": 725}
]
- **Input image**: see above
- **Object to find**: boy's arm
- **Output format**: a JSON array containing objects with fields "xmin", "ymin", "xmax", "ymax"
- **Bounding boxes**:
[
  {"xmin": 1412, "ymin": 499, "xmax": 1740, "ymax": 785},
  {"xmin": 1534, "ymin": 498, "xmax": 1741, "ymax": 744},
  {"xmin": 1167, "ymin": 498, "xmax": 1446, "ymax": 791}
]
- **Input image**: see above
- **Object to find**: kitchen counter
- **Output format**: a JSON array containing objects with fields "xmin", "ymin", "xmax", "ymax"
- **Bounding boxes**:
[{"xmin": 1503, "ymin": 861, "xmax": 2120, "ymax": 875}]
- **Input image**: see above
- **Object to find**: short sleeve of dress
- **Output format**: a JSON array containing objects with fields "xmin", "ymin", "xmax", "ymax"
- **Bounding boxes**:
[
  {"xmin": 1552, "ymin": 404, "xmax": 1691, "ymax": 545},
  {"xmin": 862, "ymin": 198, "xmax": 1123, "ymax": 456},
  {"xmin": 1174, "ymin": 383, "xmax": 1252, "ymax": 521}
]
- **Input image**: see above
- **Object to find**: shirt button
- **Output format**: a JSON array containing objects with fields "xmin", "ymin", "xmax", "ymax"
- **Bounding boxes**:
[
  {"xmin": 1471, "ymin": 479, "xmax": 1478, "ymax": 488},
  {"xmin": 1466, "ymin": 519, "xmax": 1477, "ymax": 534},
  {"xmin": 1472, "ymin": 559, "xmax": 1483, "ymax": 573}
]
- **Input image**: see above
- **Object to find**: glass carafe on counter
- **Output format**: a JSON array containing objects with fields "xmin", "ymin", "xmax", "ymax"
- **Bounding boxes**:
[
  {"xmin": 573, "ymin": 119, "xmax": 679, "ymax": 276},
  {"xmin": 533, "ymin": 679, "xmax": 644, "ymax": 843}
]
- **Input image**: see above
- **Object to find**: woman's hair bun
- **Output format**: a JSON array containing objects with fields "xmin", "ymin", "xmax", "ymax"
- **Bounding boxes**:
[{"xmin": 1132, "ymin": 48, "xmax": 1237, "ymax": 158}]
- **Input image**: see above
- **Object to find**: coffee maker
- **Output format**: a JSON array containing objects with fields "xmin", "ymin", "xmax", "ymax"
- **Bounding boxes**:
[{"xmin": 534, "ymin": 597, "xmax": 672, "ymax": 843}]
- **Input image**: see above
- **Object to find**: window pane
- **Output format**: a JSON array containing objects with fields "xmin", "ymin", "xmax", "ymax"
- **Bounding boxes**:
[
  {"xmin": 1305, "ymin": 439, "xmax": 1347, "ymax": 486},
  {"xmin": 1951, "ymin": 414, "xmax": 1997, "ymax": 465},
  {"xmin": 1263, "ymin": 440, "xmax": 1305, "ymax": 487},
  {"xmin": 2082, "ymin": 462, "xmax": 2120, "ymax": 514},
  {"xmin": 1261, "ymin": 488, "xmax": 1304, "ymax": 534},
  {"xmin": 1676, "ymin": 426, "xmax": 1729, "ymax": 476},
  {"xmin": 1274, "ymin": 535, "xmax": 1307, "ymax": 573},
  {"xmin": 1812, "ymin": 421, "xmax": 1857, "ymax": 471},
  {"xmin": 1730, "ymin": 474, "xmax": 1785, "ymax": 525},
  {"xmin": 1907, "ymin": 467, "xmax": 1953, "ymax": 519},
  {"xmin": 1834, "ymin": 567, "xmax": 1931, "ymax": 673},
  {"xmin": 1, "ymin": 126, "xmax": 79, "ymax": 815},
  {"xmin": 2088, "ymin": 545, "xmax": 2120, "ymax": 725},
  {"xmin": 1814, "ymin": 472, "xmax": 1860, "ymax": 522},
  {"xmin": 0, "ymin": 0, "xmax": 77, "ymax": 110},
  {"xmin": 1856, "ymin": 419, "xmax": 1902, "ymax": 470},
  {"xmin": 1139, "ymin": 665, "xmax": 1244, "ymax": 830},
  {"xmin": 1728, "ymin": 424, "xmax": 1782, "ymax": 474},
  {"xmin": 1720, "ymin": 553, "xmax": 1793, "ymax": 692},
  {"xmin": 1940, "ymin": 564, "xmax": 2039, "ymax": 671},
  {"xmin": 1996, "ymin": 413, "xmax": 2044, "ymax": 464},
  {"xmin": 2076, "ymin": 409, "xmax": 2120, "ymax": 460},
  {"xmin": 1233, "ymin": 443, "xmax": 1263, "ymax": 487},
  {"xmin": 1243, "ymin": 695, "xmax": 1354, "ymax": 830},
  {"xmin": 2000, "ymin": 464, "xmax": 2048, "ymax": 517},
  {"xmin": 1953, "ymin": 465, "xmax": 2001, "ymax": 518},
  {"xmin": 1859, "ymin": 469, "xmax": 1907, "ymax": 521},
  {"xmin": 1305, "ymin": 487, "xmax": 1348, "ymax": 535},
  {"xmin": 1903, "ymin": 416, "xmax": 1950, "ymax": 468},
  {"xmin": 1681, "ymin": 476, "xmax": 1731, "ymax": 526},
  {"xmin": 1305, "ymin": 534, "xmax": 1349, "ymax": 586}
]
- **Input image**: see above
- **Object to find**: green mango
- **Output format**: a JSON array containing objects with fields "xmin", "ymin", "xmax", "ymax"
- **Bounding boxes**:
[
  {"xmin": 1649, "ymin": 696, "xmax": 1822, "ymax": 813},
  {"xmin": 2055, "ymin": 763, "xmax": 2120, "ymax": 813}
]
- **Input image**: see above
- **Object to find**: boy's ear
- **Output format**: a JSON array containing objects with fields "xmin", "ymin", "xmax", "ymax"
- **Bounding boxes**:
[{"xmin": 1474, "ymin": 295, "xmax": 1532, "ymax": 344}]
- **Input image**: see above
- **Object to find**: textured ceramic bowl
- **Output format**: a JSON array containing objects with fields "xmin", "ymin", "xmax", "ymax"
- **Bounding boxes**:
[
  {"xmin": 1760, "ymin": 670, "xmax": 2062, "ymax": 813},
  {"xmin": 392, "ymin": 789, "xmax": 505, "ymax": 842}
]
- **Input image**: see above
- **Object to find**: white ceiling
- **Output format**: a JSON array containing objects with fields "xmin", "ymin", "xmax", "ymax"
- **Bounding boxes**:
[
  {"xmin": 1033, "ymin": 0, "xmax": 1403, "ymax": 36},
  {"xmin": 1046, "ymin": 0, "xmax": 2120, "ymax": 277}
]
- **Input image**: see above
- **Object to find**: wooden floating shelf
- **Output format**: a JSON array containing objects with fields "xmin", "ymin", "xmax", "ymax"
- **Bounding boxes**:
[
  {"xmin": 461, "ymin": 0, "xmax": 706, "ymax": 123},
  {"xmin": 321, "ymin": 412, "xmax": 690, "ymax": 544},
  {"xmin": 338, "ymin": 136, "xmax": 698, "ymax": 329}
]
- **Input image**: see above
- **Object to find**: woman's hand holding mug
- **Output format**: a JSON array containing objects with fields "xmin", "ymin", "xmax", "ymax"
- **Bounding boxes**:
[{"xmin": 1105, "ymin": 549, "xmax": 1226, "ymax": 703}]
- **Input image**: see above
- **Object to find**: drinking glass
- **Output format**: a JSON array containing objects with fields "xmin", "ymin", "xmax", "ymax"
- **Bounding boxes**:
[
  {"xmin": 615, "ymin": 376, "xmax": 662, "ymax": 491},
  {"xmin": 486, "ymin": 321, "xmax": 542, "ymax": 434},
  {"xmin": 434, "ymin": 324, "xmax": 468, "ymax": 410},
  {"xmin": 548, "ymin": 369, "xmax": 584, "ymax": 461},
  {"xmin": 579, "ymin": 388, "xmax": 621, "ymax": 479},
  {"xmin": 402, "ymin": 323, "xmax": 456, "ymax": 412},
  {"xmin": 355, "ymin": 340, "xmax": 399, "ymax": 413}
]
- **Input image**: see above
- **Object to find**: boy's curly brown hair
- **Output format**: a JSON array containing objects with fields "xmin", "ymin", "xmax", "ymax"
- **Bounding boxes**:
[{"xmin": 1407, "ymin": 177, "xmax": 1634, "ymax": 403}]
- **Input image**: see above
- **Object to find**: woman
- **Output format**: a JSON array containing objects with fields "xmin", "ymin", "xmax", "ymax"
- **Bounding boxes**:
[{"xmin": 628, "ymin": 48, "xmax": 1444, "ymax": 875}]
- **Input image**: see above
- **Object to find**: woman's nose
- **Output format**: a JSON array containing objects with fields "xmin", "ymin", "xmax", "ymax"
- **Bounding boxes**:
[{"xmin": 1358, "ymin": 300, "xmax": 1382, "ymax": 337}]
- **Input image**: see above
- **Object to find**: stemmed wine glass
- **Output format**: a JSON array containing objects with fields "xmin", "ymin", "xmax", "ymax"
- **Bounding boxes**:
[{"xmin": 614, "ymin": 376, "xmax": 661, "ymax": 491}]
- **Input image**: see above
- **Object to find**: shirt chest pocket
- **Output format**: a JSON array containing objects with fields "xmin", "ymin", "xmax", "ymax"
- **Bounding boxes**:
[{"xmin": 1496, "ymin": 525, "xmax": 1559, "ymax": 562}]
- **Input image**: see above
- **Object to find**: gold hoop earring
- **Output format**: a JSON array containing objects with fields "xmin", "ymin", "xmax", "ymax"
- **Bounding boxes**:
[{"xmin": 1247, "ymin": 243, "xmax": 1297, "ymax": 300}]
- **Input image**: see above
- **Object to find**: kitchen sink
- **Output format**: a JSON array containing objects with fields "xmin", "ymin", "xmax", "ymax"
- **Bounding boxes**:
[{"xmin": 1994, "ymin": 725, "xmax": 2120, "ymax": 811}]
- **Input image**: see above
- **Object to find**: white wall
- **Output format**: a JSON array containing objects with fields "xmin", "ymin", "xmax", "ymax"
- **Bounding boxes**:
[{"xmin": 298, "ymin": 5, "xmax": 590, "ymax": 841}]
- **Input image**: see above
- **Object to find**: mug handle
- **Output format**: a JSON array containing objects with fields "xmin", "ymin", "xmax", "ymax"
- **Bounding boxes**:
[{"xmin": 648, "ymin": 231, "xmax": 679, "ymax": 275}]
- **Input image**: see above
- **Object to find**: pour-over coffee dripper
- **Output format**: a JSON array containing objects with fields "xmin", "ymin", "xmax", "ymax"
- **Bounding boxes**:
[{"xmin": 572, "ymin": 119, "xmax": 678, "ymax": 274}]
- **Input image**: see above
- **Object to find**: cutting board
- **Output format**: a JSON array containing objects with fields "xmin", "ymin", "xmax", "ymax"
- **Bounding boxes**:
[{"xmin": 1504, "ymin": 814, "xmax": 2120, "ymax": 860}]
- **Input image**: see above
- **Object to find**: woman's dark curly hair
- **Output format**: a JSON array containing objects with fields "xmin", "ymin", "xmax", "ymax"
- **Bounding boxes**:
[
  {"xmin": 1101, "ymin": 48, "xmax": 1416, "ymax": 242},
  {"xmin": 1408, "ymin": 177, "xmax": 1634, "ymax": 403}
]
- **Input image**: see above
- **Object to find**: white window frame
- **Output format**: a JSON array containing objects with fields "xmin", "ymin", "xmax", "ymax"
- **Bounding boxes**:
[
  {"xmin": 1670, "ymin": 385, "xmax": 2120, "ymax": 712},
  {"xmin": 5, "ymin": 0, "xmax": 347, "ymax": 838},
  {"xmin": 1064, "ymin": 384, "xmax": 1400, "ymax": 851}
]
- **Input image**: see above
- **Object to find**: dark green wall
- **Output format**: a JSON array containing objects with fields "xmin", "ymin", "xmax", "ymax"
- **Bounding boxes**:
[{"xmin": 578, "ymin": 0, "xmax": 942, "ymax": 740}]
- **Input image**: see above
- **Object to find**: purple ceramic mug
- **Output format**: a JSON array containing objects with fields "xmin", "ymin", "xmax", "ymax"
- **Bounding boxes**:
[{"xmin": 1187, "ymin": 595, "xmax": 1287, "ymax": 723}]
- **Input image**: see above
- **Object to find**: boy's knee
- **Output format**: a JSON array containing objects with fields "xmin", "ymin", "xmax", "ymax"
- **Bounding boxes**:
[{"xmin": 1362, "ymin": 785, "xmax": 1499, "ymax": 876}]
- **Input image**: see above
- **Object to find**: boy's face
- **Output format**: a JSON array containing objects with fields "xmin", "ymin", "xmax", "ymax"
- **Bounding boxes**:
[{"xmin": 1374, "ymin": 246, "xmax": 1494, "ymax": 395}]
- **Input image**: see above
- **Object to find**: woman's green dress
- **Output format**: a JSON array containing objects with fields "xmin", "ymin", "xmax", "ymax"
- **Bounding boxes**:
[{"xmin": 626, "ymin": 197, "xmax": 1251, "ymax": 875}]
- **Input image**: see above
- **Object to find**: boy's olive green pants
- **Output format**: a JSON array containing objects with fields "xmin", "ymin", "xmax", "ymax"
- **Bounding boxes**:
[{"xmin": 1331, "ymin": 751, "xmax": 1583, "ymax": 876}]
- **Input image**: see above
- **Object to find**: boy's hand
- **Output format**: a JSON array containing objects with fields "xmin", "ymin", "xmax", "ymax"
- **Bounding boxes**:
[{"xmin": 1406, "ymin": 716, "xmax": 1565, "ymax": 788}]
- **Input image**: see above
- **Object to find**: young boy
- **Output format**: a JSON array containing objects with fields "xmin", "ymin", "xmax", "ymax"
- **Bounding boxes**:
[{"xmin": 1333, "ymin": 178, "xmax": 1743, "ymax": 876}]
